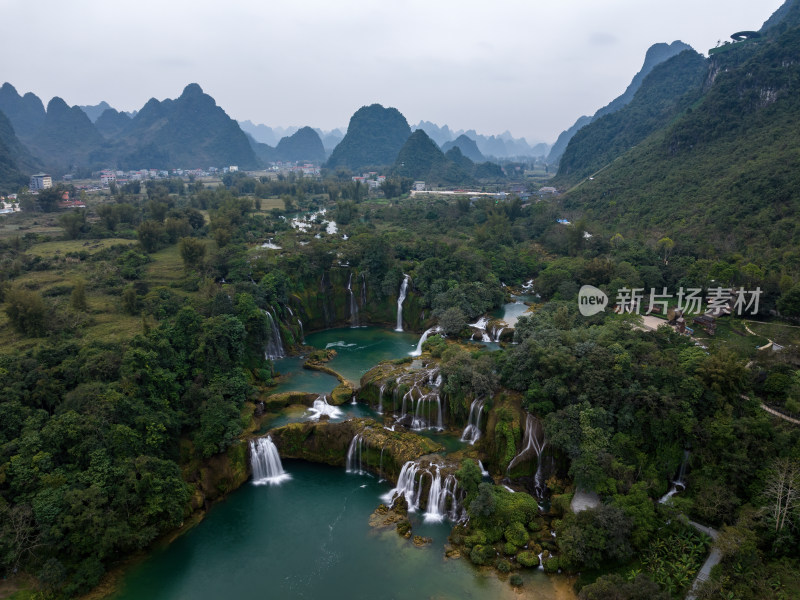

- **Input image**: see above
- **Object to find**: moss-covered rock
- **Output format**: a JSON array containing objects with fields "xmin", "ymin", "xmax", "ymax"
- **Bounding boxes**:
[
  {"xmin": 265, "ymin": 418, "xmax": 443, "ymax": 480},
  {"xmin": 184, "ymin": 440, "xmax": 250, "ymax": 509},
  {"xmin": 260, "ymin": 391, "xmax": 318, "ymax": 412}
]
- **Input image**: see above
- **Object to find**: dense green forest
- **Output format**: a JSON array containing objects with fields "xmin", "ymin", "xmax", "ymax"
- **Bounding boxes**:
[{"xmin": 0, "ymin": 167, "xmax": 798, "ymax": 599}]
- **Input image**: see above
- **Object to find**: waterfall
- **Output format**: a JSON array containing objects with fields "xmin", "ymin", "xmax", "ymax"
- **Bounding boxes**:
[
  {"xmin": 346, "ymin": 433, "xmax": 365, "ymax": 474},
  {"xmin": 460, "ymin": 399, "xmax": 485, "ymax": 444},
  {"xmin": 412, "ymin": 392, "xmax": 443, "ymax": 431},
  {"xmin": 347, "ymin": 272, "xmax": 360, "ymax": 327},
  {"xmin": 395, "ymin": 366, "xmax": 444, "ymax": 430},
  {"xmin": 395, "ymin": 274, "xmax": 410, "ymax": 332},
  {"xmin": 492, "ymin": 326, "xmax": 505, "ymax": 342},
  {"xmin": 507, "ymin": 413, "xmax": 548, "ymax": 495},
  {"xmin": 264, "ymin": 310, "xmax": 286, "ymax": 360},
  {"xmin": 377, "ymin": 384, "xmax": 386, "ymax": 414},
  {"xmin": 297, "ymin": 318, "xmax": 305, "ymax": 343},
  {"xmin": 351, "ymin": 394, "xmax": 357, "ymax": 405},
  {"xmin": 383, "ymin": 461, "xmax": 463, "ymax": 521},
  {"xmin": 478, "ymin": 460, "xmax": 490, "ymax": 477},
  {"xmin": 659, "ymin": 450, "xmax": 690, "ymax": 504},
  {"xmin": 308, "ymin": 395, "xmax": 343, "ymax": 420},
  {"xmin": 360, "ymin": 273, "xmax": 367, "ymax": 310},
  {"xmin": 382, "ymin": 460, "xmax": 423, "ymax": 510},
  {"xmin": 410, "ymin": 326, "xmax": 440, "ymax": 357},
  {"xmin": 379, "ymin": 446, "xmax": 385, "ymax": 481},
  {"xmin": 424, "ymin": 466, "xmax": 444, "ymax": 522},
  {"xmin": 250, "ymin": 436, "xmax": 290, "ymax": 485}
]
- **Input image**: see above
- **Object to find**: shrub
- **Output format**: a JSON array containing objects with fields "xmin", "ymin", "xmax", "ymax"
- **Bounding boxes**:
[
  {"xmin": 516, "ymin": 550, "xmax": 540, "ymax": 568},
  {"xmin": 509, "ymin": 574, "xmax": 524, "ymax": 587},
  {"xmin": 495, "ymin": 558, "xmax": 512, "ymax": 573},
  {"xmin": 469, "ymin": 544, "xmax": 495, "ymax": 565},
  {"xmin": 505, "ymin": 521, "xmax": 528, "ymax": 547}
]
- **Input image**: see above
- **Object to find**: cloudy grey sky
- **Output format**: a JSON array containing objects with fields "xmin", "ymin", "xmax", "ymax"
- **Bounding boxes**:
[{"xmin": 0, "ymin": 0, "xmax": 786, "ymax": 143}]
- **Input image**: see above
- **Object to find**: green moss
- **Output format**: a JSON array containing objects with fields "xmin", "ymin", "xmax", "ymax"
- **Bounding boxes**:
[{"xmin": 516, "ymin": 550, "xmax": 540, "ymax": 568}]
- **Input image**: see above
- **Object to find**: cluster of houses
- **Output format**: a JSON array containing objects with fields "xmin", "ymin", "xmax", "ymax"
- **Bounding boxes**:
[
  {"xmin": 0, "ymin": 196, "xmax": 21, "ymax": 214},
  {"xmin": 267, "ymin": 163, "xmax": 320, "ymax": 177},
  {"xmin": 351, "ymin": 172, "xmax": 387, "ymax": 190}
]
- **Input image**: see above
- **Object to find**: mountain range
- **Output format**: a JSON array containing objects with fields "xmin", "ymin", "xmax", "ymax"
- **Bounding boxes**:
[
  {"xmin": 555, "ymin": 0, "xmax": 800, "ymax": 263},
  {"xmin": 547, "ymin": 40, "xmax": 693, "ymax": 165}
]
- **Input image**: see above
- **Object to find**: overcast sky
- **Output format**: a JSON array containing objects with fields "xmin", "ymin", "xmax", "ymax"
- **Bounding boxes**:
[{"xmin": 0, "ymin": 0, "xmax": 786, "ymax": 144}]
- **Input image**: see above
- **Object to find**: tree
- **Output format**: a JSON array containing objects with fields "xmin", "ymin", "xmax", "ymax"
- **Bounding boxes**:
[
  {"xmin": 59, "ymin": 209, "xmax": 86, "ymax": 240},
  {"xmin": 179, "ymin": 237, "xmax": 206, "ymax": 272},
  {"xmin": 437, "ymin": 306, "xmax": 467, "ymax": 336},
  {"xmin": 137, "ymin": 220, "xmax": 167, "ymax": 253},
  {"xmin": 763, "ymin": 457, "xmax": 800, "ymax": 533},
  {"xmin": 4, "ymin": 286, "xmax": 49, "ymax": 336},
  {"xmin": 656, "ymin": 237, "xmax": 674, "ymax": 264},
  {"xmin": 70, "ymin": 279, "xmax": 88, "ymax": 311}
]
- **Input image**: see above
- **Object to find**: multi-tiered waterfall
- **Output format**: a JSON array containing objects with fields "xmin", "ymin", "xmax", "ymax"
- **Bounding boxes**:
[
  {"xmin": 264, "ymin": 310, "xmax": 286, "ymax": 360},
  {"xmin": 250, "ymin": 436, "xmax": 290, "ymax": 485},
  {"xmin": 395, "ymin": 275, "xmax": 410, "ymax": 332},
  {"xmin": 395, "ymin": 366, "xmax": 444, "ymax": 430},
  {"xmin": 460, "ymin": 399, "xmax": 485, "ymax": 444},
  {"xmin": 382, "ymin": 460, "xmax": 464, "ymax": 522}
]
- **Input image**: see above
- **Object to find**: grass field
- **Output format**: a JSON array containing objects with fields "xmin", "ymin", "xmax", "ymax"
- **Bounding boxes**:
[{"xmin": 25, "ymin": 238, "xmax": 136, "ymax": 258}]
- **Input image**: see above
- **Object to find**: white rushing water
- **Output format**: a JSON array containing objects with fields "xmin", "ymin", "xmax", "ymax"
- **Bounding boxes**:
[
  {"xmin": 410, "ymin": 326, "xmax": 441, "ymax": 357},
  {"xmin": 460, "ymin": 399, "xmax": 485, "ymax": 444},
  {"xmin": 346, "ymin": 433, "xmax": 366, "ymax": 474},
  {"xmin": 347, "ymin": 272, "xmax": 360, "ymax": 327},
  {"xmin": 250, "ymin": 436, "xmax": 290, "ymax": 485},
  {"xmin": 395, "ymin": 274, "xmax": 410, "ymax": 332},
  {"xmin": 264, "ymin": 310, "xmax": 286, "ymax": 360},
  {"xmin": 507, "ymin": 413, "xmax": 548, "ymax": 495},
  {"xmin": 382, "ymin": 460, "xmax": 463, "ymax": 522},
  {"xmin": 307, "ymin": 395, "xmax": 344, "ymax": 421},
  {"xmin": 659, "ymin": 450, "xmax": 690, "ymax": 504},
  {"xmin": 261, "ymin": 238, "xmax": 282, "ymax": 250},
  {"xmin": 396, "ymin": 366, "xmax": 444, "ymax": 430}
]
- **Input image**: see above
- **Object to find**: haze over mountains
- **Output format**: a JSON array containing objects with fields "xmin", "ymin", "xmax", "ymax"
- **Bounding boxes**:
[
  {"xmin": 555, "ymin": 0, "xmax": 800, "ymax": 261},
  {"xmin": 2, "ymin": 0, "xmax": 799, "ymax": 204},
  {"xmin": 0, "ymin": 78, "xmax": 548, "ymax": 193}
]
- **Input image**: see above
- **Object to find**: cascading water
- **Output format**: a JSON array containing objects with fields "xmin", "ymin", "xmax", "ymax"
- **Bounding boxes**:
[
  {"xmin": 264, "ymin": 310, "xmax": 286, "ymax": 360},
  {"xmin": 382, "ymin": 460, "xmax": 423, "ymax": 510},
  {"xmin": 395, "ymin": 274, "xmax": 410, "ymax": 332},
  {"xmin": 346, "ymin": 433, "xmax": 366, "ymax": 474},
  {"xmin": 308, "ymin": 395, "xmax": 343, "ymax": 420},
  {"xmin": 460, "ymin": 399, "xmax": 485, "ymax": 444},
  {"xmin": 507, "ymin": 413, "xmax": 548, "ymax": 495},
  {"xmin": 297, "ymin": 318, "xmax": 305, "ymax": 343},
  {"xmin": 250, "ymin": 436, "xmax": 290, "ymax": 485},
  {"xmin": 377, "ymin": 384, "xmax": 386, "ymax": 414},
  {"xmin": 395, "ymin": 366, "xmax": 444, "ymax": 430},
  {"xmin": 659, "ymin": 450, "xmax": 690, "ymax": 504},
  {"xmin": 492, "ymin": 325, "xmax": 506, "ymax": 342},
  {"xmin": 382, "ymin": 460, "xmax": 463, "ymax": 521},
  {"xmin": 347, "ymin": 272, "xmax": 360, "ymax": 327},
  {"xmin": 410, "ymin": 327, "xmax": 441, "ymax": 357}
]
